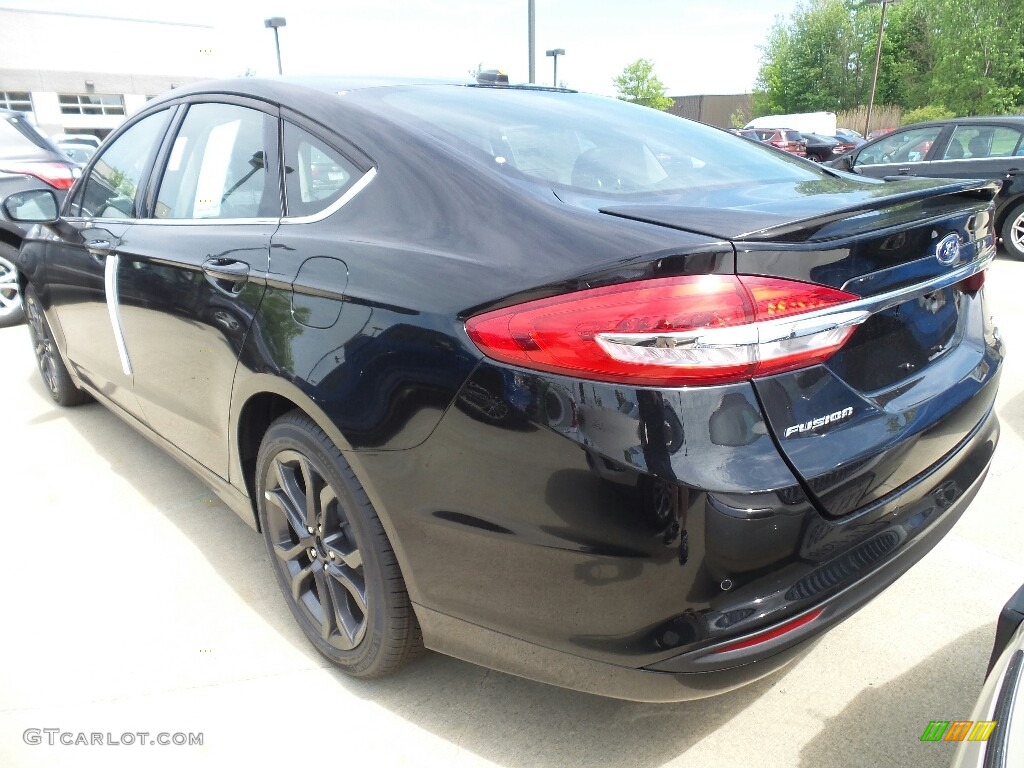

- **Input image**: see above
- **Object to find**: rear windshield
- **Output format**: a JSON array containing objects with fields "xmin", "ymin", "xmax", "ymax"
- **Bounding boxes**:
[
  {"xmin": 373, "ymin": 87, "xmax": 825, "ymax": 196},
  {"xmin": 780, "ymin": 130, "xmax": 803, "ymax": 142}
]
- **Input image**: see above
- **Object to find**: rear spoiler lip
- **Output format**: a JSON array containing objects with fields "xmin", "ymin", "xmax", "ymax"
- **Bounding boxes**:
[{"xmin": 600, "ymin": 178, "xmax": 1001, "ymax": 243}]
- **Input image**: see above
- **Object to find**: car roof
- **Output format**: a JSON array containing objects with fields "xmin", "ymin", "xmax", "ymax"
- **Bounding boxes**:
[
  {"xmin": 155, "ymin": 76, "xmax": 571, "ymax": 107},
  {"xmin": 891, "ymin": 116, "xmax": 1024, "ymax": 129},
  {"xmin": 137, "ymin": 77, "xmax": 586, "ymax": 153}
]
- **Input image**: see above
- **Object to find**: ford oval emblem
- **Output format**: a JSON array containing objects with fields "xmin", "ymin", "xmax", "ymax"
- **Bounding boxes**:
[{"xmin": 935, "ymin": 233, "xmax": 961, "ymax": 266}]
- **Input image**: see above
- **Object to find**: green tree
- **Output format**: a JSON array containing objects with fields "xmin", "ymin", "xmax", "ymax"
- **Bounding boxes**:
[
  {"xmin": 927, "ymin": 0, "xmax": 1024, "ymax": 115},
  {"xmin": 729, "ymin": 107, "xmax": 749, "ymax": 129},
  {"xmin": 754, "ymin": 0, "xmax": 879, "ymax": 115},
  {"xmin": 753, "ymin": 0, "xmax": 1024, "ymax": 118},
  {"xmin": 874, "ymin": 1, "xmax": 935, "ymax": 109},
  {"xmin": 613, "ymin": 59, "xmax": 674, "ymax": 110},
  {"xmin": 901, "ymin": 105, "xmax": 955, "ymax": 125}
]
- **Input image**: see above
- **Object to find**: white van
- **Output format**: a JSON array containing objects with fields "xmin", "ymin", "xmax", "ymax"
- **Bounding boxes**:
[{"xmin": 745, "ymin": 112, "xmax": 837, "ymax": 137}]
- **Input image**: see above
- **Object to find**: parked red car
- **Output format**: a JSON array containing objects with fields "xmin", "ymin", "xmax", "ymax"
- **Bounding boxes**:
[{"xmin": 750, "ymin": 128, "xmax": 808, "ymax": 157}]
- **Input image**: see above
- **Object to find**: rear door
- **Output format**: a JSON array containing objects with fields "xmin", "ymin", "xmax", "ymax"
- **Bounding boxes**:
[
  {"xmin": 114, "ymin": 99, "xmax": 281, "ymax": 477},
  {"xmin": 928, "ymin": 122, "xmax": 1024, "ymax": 185}
]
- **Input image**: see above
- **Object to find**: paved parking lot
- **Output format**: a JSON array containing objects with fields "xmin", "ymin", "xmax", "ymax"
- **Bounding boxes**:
[{"xmin": 2, "ymin": 255, "xmax": 1023, "ymax": 768}]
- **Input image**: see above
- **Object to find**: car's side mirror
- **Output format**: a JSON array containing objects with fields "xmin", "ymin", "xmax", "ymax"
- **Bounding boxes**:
[
  {"xmin": 2, "ymin": 189, "xmax": 59, "ymax": 223},
  {"xmin": 833, "ymin": 154, "xmax": 855, "ymax": 172}
]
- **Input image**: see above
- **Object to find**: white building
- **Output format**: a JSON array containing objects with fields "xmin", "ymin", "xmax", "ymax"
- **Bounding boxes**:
[{"xmin": 0, "ymin": 7, "xmax": 224, "ymax": 138}]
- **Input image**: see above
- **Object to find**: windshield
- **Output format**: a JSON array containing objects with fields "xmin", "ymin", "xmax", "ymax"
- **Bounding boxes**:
[{"xmin": 374, "ymin": 87, "xmax": 826, "ymax": 196}]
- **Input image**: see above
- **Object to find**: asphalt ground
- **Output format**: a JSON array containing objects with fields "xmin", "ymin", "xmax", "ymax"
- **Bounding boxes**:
[{"xmin": 2, "ymin": 254, "xmax": 1023, "ymax": 768}]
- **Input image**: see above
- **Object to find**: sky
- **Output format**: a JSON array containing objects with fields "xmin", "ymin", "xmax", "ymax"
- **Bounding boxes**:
[{"xmin": 0, "ymin": 0, "xmax": 803, "ymax": 96}]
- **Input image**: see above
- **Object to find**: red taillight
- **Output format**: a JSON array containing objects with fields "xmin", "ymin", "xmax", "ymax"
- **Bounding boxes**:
[
  {"xmin": 466, "ymin": 275, "xmax": 863, "ymax": 387},
  {"xmin": 957, "ymin": 271, "xmax": 985, "ymax": 293},
  {"xmin": 711, "ymin": 608, "xmax": 824, "ymax": 654},
  {"xmin": 0, "ymin": 161, "xmax": 75, "ymax": 190}
]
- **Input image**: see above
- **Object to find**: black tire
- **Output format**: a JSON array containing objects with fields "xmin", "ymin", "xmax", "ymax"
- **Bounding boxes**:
[
  {"xmin": 256, "ymin": 411, "xmax": 423, "ymax": 677},
  {"xmin": 0, "ymin": 241, "xmax": 25, "ymax": 328},
  {"xmin": 1001, "ymin": 201, "xmax": 1024, "ymax": 261},
  {"xmin": 24, "ymin": 285, "xmax": 92, "ymax": 407}
]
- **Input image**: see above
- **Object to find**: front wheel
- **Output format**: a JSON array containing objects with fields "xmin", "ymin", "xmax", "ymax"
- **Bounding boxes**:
[
  {"xmin": 256, "ymin": 412, "xmax": 423, "ymax": 677},
  {"xmin": 24, "ymin": 285, "xmax": 92, "ymax": 407},
  {"xmin": 0, "ymin": 242, "xmax": 25, "ymax": 328},
  {"xmin": 1001, "ymin": 201, "xmax": 1024, "ymax": 261}
]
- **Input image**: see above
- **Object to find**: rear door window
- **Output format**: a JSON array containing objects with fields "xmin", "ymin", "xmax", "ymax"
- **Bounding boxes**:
[
  {"xmin": 945, "ymin": 125, "xmax": 1023, "ymax": 159},
  {"xmin": 154, "ymin": 103, "xmax": 279, "ymax": 220}
]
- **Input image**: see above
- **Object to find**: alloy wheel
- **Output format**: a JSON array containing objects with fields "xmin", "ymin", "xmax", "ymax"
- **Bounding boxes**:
[
  {"xmin": 263, "ymin": 449, "xmax": 367, "ymax": 650},
  {"xmin": 0, "ymin": 253, "xmax": 21, "ymax": 318},
  {"xmin": 25, "ymin": 293, "xmax": 61, "ymax": 396},
  {"xmin": 1011, "ymin": 210, "xmax": 1024, "ymax": 255}
]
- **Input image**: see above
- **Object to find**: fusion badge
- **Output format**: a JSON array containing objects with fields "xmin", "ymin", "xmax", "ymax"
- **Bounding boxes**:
[{"xmin": 784, "ymin": 406, "xmax": 854, "ymax": 438}]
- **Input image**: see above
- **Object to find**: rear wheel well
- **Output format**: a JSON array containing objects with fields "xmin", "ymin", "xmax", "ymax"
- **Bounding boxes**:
[
  {"xmin": 997, "ymin": 195, "xmax": 1024, "ymax": 231},
  {"xmin": 237, "ymin": 392, "xmax": 303, "ymax": 528}
]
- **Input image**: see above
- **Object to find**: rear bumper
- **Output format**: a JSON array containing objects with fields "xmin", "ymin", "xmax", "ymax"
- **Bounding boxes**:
[
  {"xmin": 417, "ymin": 434, "xmax": 994, "ymax": 701},
  {"xmin": 357, "ymin": 342, "xmax": 999, "ymax": 701}
]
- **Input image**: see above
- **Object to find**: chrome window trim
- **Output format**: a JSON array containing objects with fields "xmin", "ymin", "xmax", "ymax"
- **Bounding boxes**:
[
  {"xmin": 62, "ymin": 216, "xmax": 280, "ymax": 227},
  {"xmin": 133, "ymin": 217, "xmax": 282, "ymax": 227},
  {"xmin": 63, "ymin": 216, "xmax": 139, "ymax": 226},
  {"xmin": 62, "ymin": 165, "xmax": 376, "ymax": 228},
  {"xmin": 103, "ymin": 254, "xmax": 132, "ymax": 377},
  {"xmin": 932, "ymin": 155, "xmax": 1024, "ymax": 164},
  {"xmin": 281, "ymin": 166, "xmax": 377, "ymax": 225},
  {"xmin": 853, "ymin": 160, "xmax": 925, "ymax": 170}
]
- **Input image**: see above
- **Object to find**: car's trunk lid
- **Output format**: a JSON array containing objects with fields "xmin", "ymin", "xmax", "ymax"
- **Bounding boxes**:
[{"xmin": 599, "ymin": 176, "xmax": 1003, "ymax": 518}]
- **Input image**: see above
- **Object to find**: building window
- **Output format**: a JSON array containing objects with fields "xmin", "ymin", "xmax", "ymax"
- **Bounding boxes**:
[
  {"xmin": 0, "ymin": 91, "xmax": 32, "ymax": 113},
  {"xmin": 58, "ymin": 94, "xmax": 125, "ymax": 116}
]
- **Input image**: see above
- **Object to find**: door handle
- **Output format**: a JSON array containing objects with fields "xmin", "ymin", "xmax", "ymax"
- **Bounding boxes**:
[
  {"xmin": 897, "ymin": 167, "xmax": 912, "ymax": 175},
  {"xmin": 202, "ymin": 259, "xmax": 250, "ymax": 283},
  {"xmin": 86, "ymin": 239, "xmax": 112, "ymax": 258}
]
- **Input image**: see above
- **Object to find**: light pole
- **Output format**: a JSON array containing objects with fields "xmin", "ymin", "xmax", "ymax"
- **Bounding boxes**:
[
  {"xmin": 862, "ymin": 0, "xmax": 899, "ymax": 136},
  {"xmin": 546, "ymin": 48, "xmax": 565, "ymax": 87},
  {"xmin": 264, "ymin": 17, "xmax": 286, "ymax": 75},
  {"xmin": 527, "ymin": 0, "xmax": 536, "ymax": 83}
]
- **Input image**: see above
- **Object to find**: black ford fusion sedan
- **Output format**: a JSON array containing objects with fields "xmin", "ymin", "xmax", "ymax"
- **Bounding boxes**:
[{"xmin": 4, "ymin": 78, "xmax": 1003, "ymax": 702}]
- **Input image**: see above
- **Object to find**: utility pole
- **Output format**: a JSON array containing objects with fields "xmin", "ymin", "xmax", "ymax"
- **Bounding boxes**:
[
  {"xmin": 528, "ymin": 0, "xmax": 536, "ymax": 84},
  {"xmin": 264, "ymin": 17, "xmax": 286, "ymax": 75},
  {"xmin": 546, "ymin": 48, "xmax": 565, "ymax": 88},
  {"xmin": 863, "ymin": 0, "xmax": 898, "ymax": 136}
]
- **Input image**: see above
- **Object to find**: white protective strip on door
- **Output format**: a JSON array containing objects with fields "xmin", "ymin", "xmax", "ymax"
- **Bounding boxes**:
[{"xmin": 103, "ymin": 253, "xmax": 132, "ymax": 377}]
